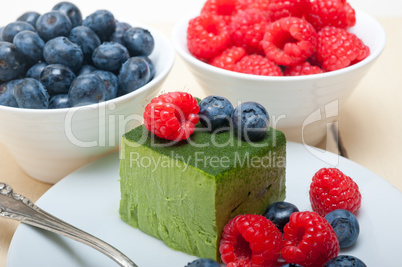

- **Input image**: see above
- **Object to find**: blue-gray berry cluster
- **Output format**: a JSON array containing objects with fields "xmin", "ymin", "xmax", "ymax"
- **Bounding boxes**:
[
  {"xmin": 324, "ymin": 255, "xmax": 366, "ymax": 267},
  {"xmin": 325, "ymin": 209, "xmax": 360, "ymax": 249},
  {"xmin": 185, "ymin": 258, "xmax": 221, "ymax": 267},
  {"xmin": 0, "ymin": 1, "xmax": 155, "ymax": 109},
  {"xmin": 263, "ymin": 201, "xmax": 299, "ymax": 233},
  {"xmin": 199, "ymin": 95, "xmax": 270, "ymax": 142}
]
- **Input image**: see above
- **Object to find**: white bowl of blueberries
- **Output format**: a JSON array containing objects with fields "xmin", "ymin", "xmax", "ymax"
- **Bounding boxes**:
[{"xmin": 0, "ymin": 2, "xmax": 175, "ymax": 183}]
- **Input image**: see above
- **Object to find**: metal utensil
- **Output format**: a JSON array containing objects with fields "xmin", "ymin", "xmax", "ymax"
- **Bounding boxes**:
[{"xmin": 0, "ymin": 182, "xmax": 137, "ymax": 267}]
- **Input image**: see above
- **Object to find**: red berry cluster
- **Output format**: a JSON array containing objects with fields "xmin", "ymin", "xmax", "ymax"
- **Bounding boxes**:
[
  {"xmin": 219, "ymin": 167, "xmax": 362, "ymax": 266},
  {"xmin": 220, "ymin": 214, "xmax": 284, "ymax": 266},
  {"xmin": 220, "ymin": 212, "xmax": 340, "ymax": 266},
  {"xmin": 282, "ymin": 211, "xmax": 340, "ymax": 267},
  {"xmin": 187, "ymin": 0, "xmax": 370, "ymax": 76},
  {"xmin": 309, "ymin": 167, "xmax": 362, "ymax": 216},
  {"xmin": 143, "ymin": 92, "xmax": 199, "ymax": 141}
]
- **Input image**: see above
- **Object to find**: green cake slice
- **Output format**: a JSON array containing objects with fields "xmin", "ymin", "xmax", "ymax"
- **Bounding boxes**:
[{"xmin": 119, "ymin": 124, "xmax": 286, "ymax": 260}]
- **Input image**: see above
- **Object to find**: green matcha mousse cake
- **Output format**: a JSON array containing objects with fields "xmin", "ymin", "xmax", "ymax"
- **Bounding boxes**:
[{"xmin": 119, "ymin": 124, "xmax": 286, "ymax": 260}]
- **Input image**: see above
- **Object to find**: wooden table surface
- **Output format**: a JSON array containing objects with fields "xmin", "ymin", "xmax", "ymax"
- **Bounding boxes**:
[{"xmin": 1, "ymin": 18, "xmax": 401, "ymax": 266}]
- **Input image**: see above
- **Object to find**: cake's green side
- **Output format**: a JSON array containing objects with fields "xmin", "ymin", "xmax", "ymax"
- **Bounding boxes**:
[
  {"xmin": 119, "ymin": 145, "xmax": 218, "ymax": 256},
  {"xmin": 119, "ymin": 125, "xmax": 286, "ymax": 260}
]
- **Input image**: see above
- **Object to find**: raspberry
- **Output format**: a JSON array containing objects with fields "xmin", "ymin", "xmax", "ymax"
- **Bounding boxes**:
[
  {"xmin": 281, "ymin": 211, "xmax": 340, "ymax": 267},
  {"xmin": 266, "ymin": 0, "xmax": 310, "ymax": 21},
  {"xmin": 309, "ymin": 168, "xmax": 362, "ymax": 216},
  {"xmin": 316, "ymin": 26, "xmax": 370, "ymax": 71},
  {"xmin": 201, "ymin": 0, "xmax": 238, "ymax": 23},
  {"xmin": 284, "ymin": 61, "xmax": 324, "ymax": 76},
  {"xmin": 210, "ymin": 46, "xmax": 246, "ymax": 71},
  {"xmin": 236, "ymin": 0, "xmax": 270, "ymax": 13},
  {"xmin": 344, "ymin": 2, "xmax": 357, "ymax": 28},
  {"xmin": 234, "ymin": 55, "xmax": 283, "ymax": 76},
  {"xmin": 219, "ymin": 214, "xmax": 283, "ymax": 266},
  {"xmin": 187, "ymin": 14, "xmax": 231, "ymax": 60},
  {"xmin": 143, "ymin": 92, "xmax": 199, "ymax": 141},
  {"xmin": 261, "ymin": 17, "xmax": 317, "ymax": 66},
  {"xmin": 305, "ymin": 0, "xmax": 356, "ymax": 31},
  {"xmin": 229, "ymin": 9, "xmax": 270, "ymax": 54},
  {"xmin": 307, "ymin": 52, "xmax": 322, "ymax": 68}
]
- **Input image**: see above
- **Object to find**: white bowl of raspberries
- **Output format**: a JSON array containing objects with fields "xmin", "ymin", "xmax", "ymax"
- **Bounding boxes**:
[
  {"xmin": 172, "ymin": 0, "xmax": 386, "ymax": 145},
  {"xmin": 0, "ymin": 2, "xmax": 175, "ymax": 183}
]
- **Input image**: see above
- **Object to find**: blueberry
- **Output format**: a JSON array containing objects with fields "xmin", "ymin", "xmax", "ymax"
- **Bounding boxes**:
[
  {"xmin": 26, "ymin": 61, "xmax": 47, "ymax": 80},
  {"xmin": 13, "ymin": 30, "xmax": 45, "ymax": 66},
  {"xmin": 0, "ymin": 42, "xmax": 25, "ymax": 81},
  {"xmin": 49, "ymin": 93, "xmax": 70, "ymax": 109},
  {"xmin": 68, "ymin": 73, "xmax": 106, "ymax": 106},
  {"xmin": 117, "ymin": 57, "xmax": 150, "ymax": 96},
  {"xmin": 92, "ymin": 70, "xmax": 118, "ymax": 100},
  {"xmin": 232, "ymin": 101, "xmax": 269, "ymax": 142},
  {"xmin": 138, "ymin": 56, "xmax": 155, "ymax": 79},
  {"xmin": 68, "ymin": 26, "xmax": 101, "ymax": 64},
  {"xmin": 0, "ymin": 79, "xmax": 21, "ymax": 107},
  {"xmin": 52, "ymin": 1, "xmax": 82, "ymax": 28},
  {"xmin": 325, "ymin": 209, "xmax": 360, "ymax": 248},
  {"xmin": 17, "ymin": 11, "xmax": 41, "ymax": 28},
  {"xmin": 324, "ymin": 255, "xmax": 366, "ymax": 267},
  {"xmin": 0, "ymin": 21, "xmax": 35, "ymax": 42},
  {"xmin": 110, "ymin": 22, "xmax": 131, "ymax": 44},
  {"xmin": 281, "ymin": 264, "xmax": 303, "ymax": 267},
  {"xmin": 185, "ymin": 258, "xmax": 221, "ymax": 267},
  {"xmin": 82, "ymin": 10, "xmax": 116, "ymax": 42},
  {"xmin": 123, "ymin": 27, "xmax": 154, "ymax": 56},
  {"xmin": 77, "ymin": 64, "xmax": 97, "ymax": 76},
  {"xmin": 14, "ymin": 78, "xmax": 49, "ymax": 109},
  {"xmin": 43, "ymin": 36, "xmax": 83, "ymax": 73},
  {"xmin": 40, "ymin": 64, "xmax": 76, "ymax": 95},
  {"xmin": 199, "ymin": 95, "xmax": 233, "ymax": 132},
  {"xmin": 263, "ymin": 201, "xmax": 299, "ymax": 232},
  {"xmin": 36, "ymin": 11, "xmax": 72, "ymax": 42},
  {"xmin": 92, "ymin": 42, "xmax": 129, "ymax": 73}
]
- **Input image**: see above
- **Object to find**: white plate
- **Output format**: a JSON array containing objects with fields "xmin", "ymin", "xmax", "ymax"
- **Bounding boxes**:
[{"xmin": 7, "ymin": 142, "xmax": 402, "ymax": 266}]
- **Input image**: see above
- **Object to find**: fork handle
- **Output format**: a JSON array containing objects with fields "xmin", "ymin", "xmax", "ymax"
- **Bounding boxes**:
[{"xmin": 0, "ymin": 183, "xmax": 138, "ymax": 267}]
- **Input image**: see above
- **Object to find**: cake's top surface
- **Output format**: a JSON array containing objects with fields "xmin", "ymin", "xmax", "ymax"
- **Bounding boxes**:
[{"xmin": 123, "ymin": 124, "xmax": 286, "ymax": 177}]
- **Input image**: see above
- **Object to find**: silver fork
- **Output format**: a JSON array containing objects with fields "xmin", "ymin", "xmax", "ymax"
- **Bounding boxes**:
[{"xmin": 0, "ymin": 182, "xmax": 138, "ymax": 267}]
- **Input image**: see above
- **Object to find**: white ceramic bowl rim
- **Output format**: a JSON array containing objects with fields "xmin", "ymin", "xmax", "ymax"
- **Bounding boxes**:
[
  {"xmin": 0, "ymin": 21, "xmax": 175, "ymax": 115},
  {"xmin": 173, "ymin": 9, "xmax": 386, "ymax": 83}
]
